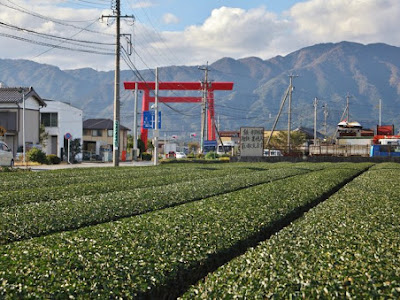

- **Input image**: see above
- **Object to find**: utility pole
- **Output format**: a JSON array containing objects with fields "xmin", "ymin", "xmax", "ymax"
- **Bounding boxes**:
[
  {"xmin": 287, "ymin": 74, "xmax": 298, "ymax": 153},
  {"xmin": 323, "ymin": 103, "xmax": 328, "ymax": 136},
  {"xmin": 198, "ymin": 62, "xmax": 209, "ymax": 153},
  {"xmin": 18, "ymin": 88, "xmax": 26, "ymax": 165},
  {"xmin": 345, "ymin": 92, "xmax": 352, "ymax": 122},
  {"xmin": 379, "ymin": 98, "xmax": 382, "ymax": 126},
  {"xmin": 313, "ymin": 97, "xmax": 318, "ymax": 145},
  {"xmin": 102, "ymin": 1, "xmax": 134, "ymax": 166},
  {"xmin": 266, "ymin": 87, "xmax": 290, "ymax": 148},
  {"xmin": 133, "ymin": 83, "xmax": 138, "ymax": 161},
  {"xmin": 154, "ymin": 67, "xmax": 159, "ymax": 165},
  {"xmin": 112, "ymin": 0, "xmax": 121, "ymax": 166}
]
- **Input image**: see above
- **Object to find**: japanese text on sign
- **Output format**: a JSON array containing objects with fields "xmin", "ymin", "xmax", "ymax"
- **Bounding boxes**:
[{"xmin": 240, "ymin": 127, "xmax": 264, "ymax": 157}]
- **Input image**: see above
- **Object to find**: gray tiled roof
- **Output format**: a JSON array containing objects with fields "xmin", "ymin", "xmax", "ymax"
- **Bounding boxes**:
[
  {"xmin": 83, "ymin": 118, "xmax": 130, "ymax": 131},
  {"xmin": 294, "ymin": 126, "xmax": 326, "ymax": 139},
  {"xmin": 0, "ymin": 87, "xmax": 46, "ymax": 106}
]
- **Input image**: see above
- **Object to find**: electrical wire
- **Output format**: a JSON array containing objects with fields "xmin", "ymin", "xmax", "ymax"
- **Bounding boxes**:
[
  {"xmin": 0, "ymin": 0, "xmax": 115, "ymax": 37},
  {"xmin": 0, "ymin": 32, "xmax": 114, "ymax": 55},
  {"xmin": 0, "ymin": 21, "xmax": 115, "ymax": 47},
  {"xmin": 32, "ymin": 19, "xmax": 111, "ymax": 58}
]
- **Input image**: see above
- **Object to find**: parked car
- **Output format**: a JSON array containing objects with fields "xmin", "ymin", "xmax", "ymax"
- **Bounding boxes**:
[
  {"xmin": 166, "ymin": 151, "xmax": 176, "ymax": 158},
  {"xmin": 175, "ymin": 152, "xmax": 187, "ymax": 159},
  {"xmin": 263, "ymin": 149, "xmax": 283, "ymax": 157},
  {"xmin": 0, "ymin": 141, "xmax": 14, "ymax": 167}
]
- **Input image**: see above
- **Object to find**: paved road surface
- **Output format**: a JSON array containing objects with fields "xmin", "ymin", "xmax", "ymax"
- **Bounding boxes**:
[{"xmin": 22, "ymin": 161, "xmax": 154, "ymax": 171}]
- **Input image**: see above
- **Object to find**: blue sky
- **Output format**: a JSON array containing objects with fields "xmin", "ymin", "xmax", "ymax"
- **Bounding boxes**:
[
  {"xmin": 1, "ymin": 0, "xmax": 400, "ymax": 70},
  {"xmin": 136, "ymin": 0, "xmax": 306, "ymax": 31}
]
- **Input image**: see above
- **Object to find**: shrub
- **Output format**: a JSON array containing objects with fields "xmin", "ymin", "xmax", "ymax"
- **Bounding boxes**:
[
  {"xmin": 205, "ymin": 151, "xmax": 218, "ymax": 160},
  {"xmin": 27, "ymin": 148, "xmax": 48, "ymax": 164},
  {"xmin": 46, "ymin": 154, "xmax": 61, "ymax": 165},
  {"xmin": 141, "ymin": 152, "xmax": 152, "ymax": 161},
  {"xmin": 187, "ymin": 152, "xmax": 195, "ymax": 158},
  {"xmin": 196, "ymin": 153, "xmax": 204, "ymax": 159}
]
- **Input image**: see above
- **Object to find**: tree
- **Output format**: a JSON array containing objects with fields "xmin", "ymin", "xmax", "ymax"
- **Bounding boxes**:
[
  {"xmin": 137, "ymin": 137, "xmax": 145, "ymax": 155},
  {"xmin": 127, "ymin": 134, "xmax": 133, "ymax": 150},
  {"xmin": 39, "ymin": 124, "xmax": 49, "ymax": 148},
  {"xmin": 69, "ymin": 138, "xmax": 82, "ymax": 163},
  {"xmin": 188, "ymin": 141, "xmax": 199, "ymax": 154},
  {"xmin": 147, "ymin": 140, "xmax": 154, "ymax": 152},
  {"xmin": 267, "ymin": 131, "xmax": 306, "ymax": 154}
]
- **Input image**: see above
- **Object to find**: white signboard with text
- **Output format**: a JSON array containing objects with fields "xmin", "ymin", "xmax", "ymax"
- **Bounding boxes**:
[{"xmin": 240, "ymin": 127, "xmax": 264, "ymax": 157}]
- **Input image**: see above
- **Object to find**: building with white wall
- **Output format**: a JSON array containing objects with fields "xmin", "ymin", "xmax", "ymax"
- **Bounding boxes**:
[
  {"xmin": 41, "ymin": 100, "xmax": 83, "ymax": 159},
  {"xmin": 0, "ymin": 86, "xmax": 46, "ymax": 155}
]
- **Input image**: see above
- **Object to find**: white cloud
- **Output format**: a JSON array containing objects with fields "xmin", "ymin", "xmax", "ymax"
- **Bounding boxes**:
[
  {"xmin": 154, "ymin": 0, "xmax": 400, "ymax": 68},
  {"xmin": 185, "ymin": 7, "xmax": 287, "ymax": 52},
  {"xmin": 2, "ymin": 0, "xmax": 400, "ymax": 71},
  {"xmin": 142, "ymin": 6, "xmax": 290, "ymax": 67},
  {"xmin": 162, "ymin": 13, "xmax": 179, "ymax": 25},
  {"xmin": 0, "ymin": 0, "xmax": 116, "ymax": 70},
  {"xmin": 289, "ymin": 0, "xmax": 400, "ymax": 46}
]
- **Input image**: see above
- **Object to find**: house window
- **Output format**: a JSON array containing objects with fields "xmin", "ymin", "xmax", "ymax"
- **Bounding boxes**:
[
  {"xmin": 92, "ymin": 130, "xmax": 102, "ymax": 137},
  {"xmin": 41, "ymin": 113, "xmax": 58, "ymax": 127},
  {"xmin": 83, "ymin": 129, "xmax": 91, "ymax": 136},
  {"xmin": 107, "ymin": 129, "xmax": 113, "ymax": 137}
]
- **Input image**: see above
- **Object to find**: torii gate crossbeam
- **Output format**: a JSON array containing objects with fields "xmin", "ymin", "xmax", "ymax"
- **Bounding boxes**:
[{"xmin": 124, "ymin": 81, "xmax": 234, "ymax": 147}]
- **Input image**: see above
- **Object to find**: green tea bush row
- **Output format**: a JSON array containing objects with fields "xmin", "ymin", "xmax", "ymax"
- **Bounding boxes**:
[
  {"xmin": 1, "ymin": 161, "xmax": 269, "ymax": 192},
  {"xmin": 182, "ymin": 163, "xmax": 399, "ymax": 299},
  {"xmin": 0, "ymin": 167, "xmax": 309, "ymax": 244},
  {"xmin": 0, "ymin": 164, "xmax": 369, "ymax": 298},
  {"xmin": 0, "ymin": 165, "xmax": 258, "ymax": 208}
]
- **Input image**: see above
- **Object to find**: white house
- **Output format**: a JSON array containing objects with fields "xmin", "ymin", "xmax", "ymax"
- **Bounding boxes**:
[
  {"xmin": 41, "ymin": 100, "xmax": 83, "ymax": 159},
  {"xmin": 0, "ymin": 86, "xmax": 46, "ymax": 155}
]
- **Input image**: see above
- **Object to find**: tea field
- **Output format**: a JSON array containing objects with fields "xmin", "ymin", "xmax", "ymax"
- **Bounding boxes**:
[{"xmin": 1, "ymin": 162, "xmax": 399, "ymax": 298}]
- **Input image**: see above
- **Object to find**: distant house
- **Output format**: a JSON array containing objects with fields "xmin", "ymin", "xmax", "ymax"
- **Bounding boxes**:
[
  {"xmin": 293, "ymin": 126, "xmax": 326, "ymax": 142},
  {"xmin": 82, "ymin": 118, "xmax": 130, "ymax": 161},
  {"xmin": 264, "ymin": 127, "xmax": 325, "ymax": 155},
  {"xmin": 41, "ymin": 100, "xmax": 83, "ymax": 160},
  {"xmin": 336, "ymin": 121, "xmax": 374, "ymax": 145},
  {"xmin": 0, "ymin": 86, "xmax": 46, "ymax": 155},
  {"xmin": 219, "ymin": 130, "xmax": 240, "ymax": 145}
]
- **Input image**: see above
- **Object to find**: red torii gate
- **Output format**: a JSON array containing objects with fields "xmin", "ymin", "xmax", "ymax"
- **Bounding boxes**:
[{"xmin": 123, "ymin": 81, "xmax": 234, "ymax": 147}]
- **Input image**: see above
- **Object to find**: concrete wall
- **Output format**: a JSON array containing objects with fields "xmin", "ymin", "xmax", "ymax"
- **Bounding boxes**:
[{"xmin": 231, "ymin": 156, "xmax": 400, "ymax": 163}]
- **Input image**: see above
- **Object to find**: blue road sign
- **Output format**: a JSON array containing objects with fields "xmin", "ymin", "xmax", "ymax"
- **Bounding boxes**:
[{"xmin": 143, "ymin": 111, "xmax": 161, "ymax": 129}]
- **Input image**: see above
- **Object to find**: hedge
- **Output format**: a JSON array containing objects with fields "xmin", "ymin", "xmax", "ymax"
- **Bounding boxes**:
[
  {"xmin": 182, "ymin": 163, "xmax": 400, "ymax": 299},
  {"xmin": 0, "ymin": 167, "xmax": 309, "ymax": 244},
  {"xmin": 0, "ymin": 163, "xmax": 371, "ymax": 298}
]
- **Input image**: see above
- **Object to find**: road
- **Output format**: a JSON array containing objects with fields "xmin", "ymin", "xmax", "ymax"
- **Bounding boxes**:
[{"xmin": 22, "ymin": 161, "xmax": 154, "ymax": 171}]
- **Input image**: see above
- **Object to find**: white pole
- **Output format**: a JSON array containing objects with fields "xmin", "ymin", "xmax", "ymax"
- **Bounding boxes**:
[
  {"xmin": 379, "ymin": 99, "xmax": 382, "ymax": 126},
  {"xmin": 154, "ymin": 67, "xmax": 159, "ymax": 165},
  {"xmin": 68, "ymin": 138, "xmax": 70, "ymax": 164},
  {"xmin": 133, "ymin": 83, "xmax": 138, "ymax": 161},
  {"xmin": 313, "ymin": 97, "xmax": 318, "ymax": 145},
  {"xmin": 22, "ymin": 90, "xmax": 26, "ymax": 165}
]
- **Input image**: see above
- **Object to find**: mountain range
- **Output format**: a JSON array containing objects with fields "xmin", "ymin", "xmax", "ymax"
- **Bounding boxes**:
[{"xmin": 1, "ymin": 41, "xmax": 400, "ymax": 139}]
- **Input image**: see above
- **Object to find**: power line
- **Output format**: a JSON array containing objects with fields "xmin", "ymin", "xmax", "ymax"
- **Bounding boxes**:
[
  {"xmin": 0, "ymin": 0, "xmax": 115, "ymax": 37},
  {"xmin": 32, "ymin": 19, "xmax": 107, "ymax": 58},
  {"xmin": 0, "ymin": 32, "xmax": 114, "ymax": 55},
  {"xmin": 0, "ymin": 21, "xmax": 115, "ymax": 47}
]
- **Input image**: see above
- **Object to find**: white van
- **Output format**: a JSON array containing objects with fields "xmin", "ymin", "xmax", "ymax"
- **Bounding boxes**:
[
  {"xmin": 0, "ymin": 141, "xmax": 14, "ymax": 167},
  {"xmin": 263, "ymin": 149, "xmax": 283, "ymax": 157}
]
